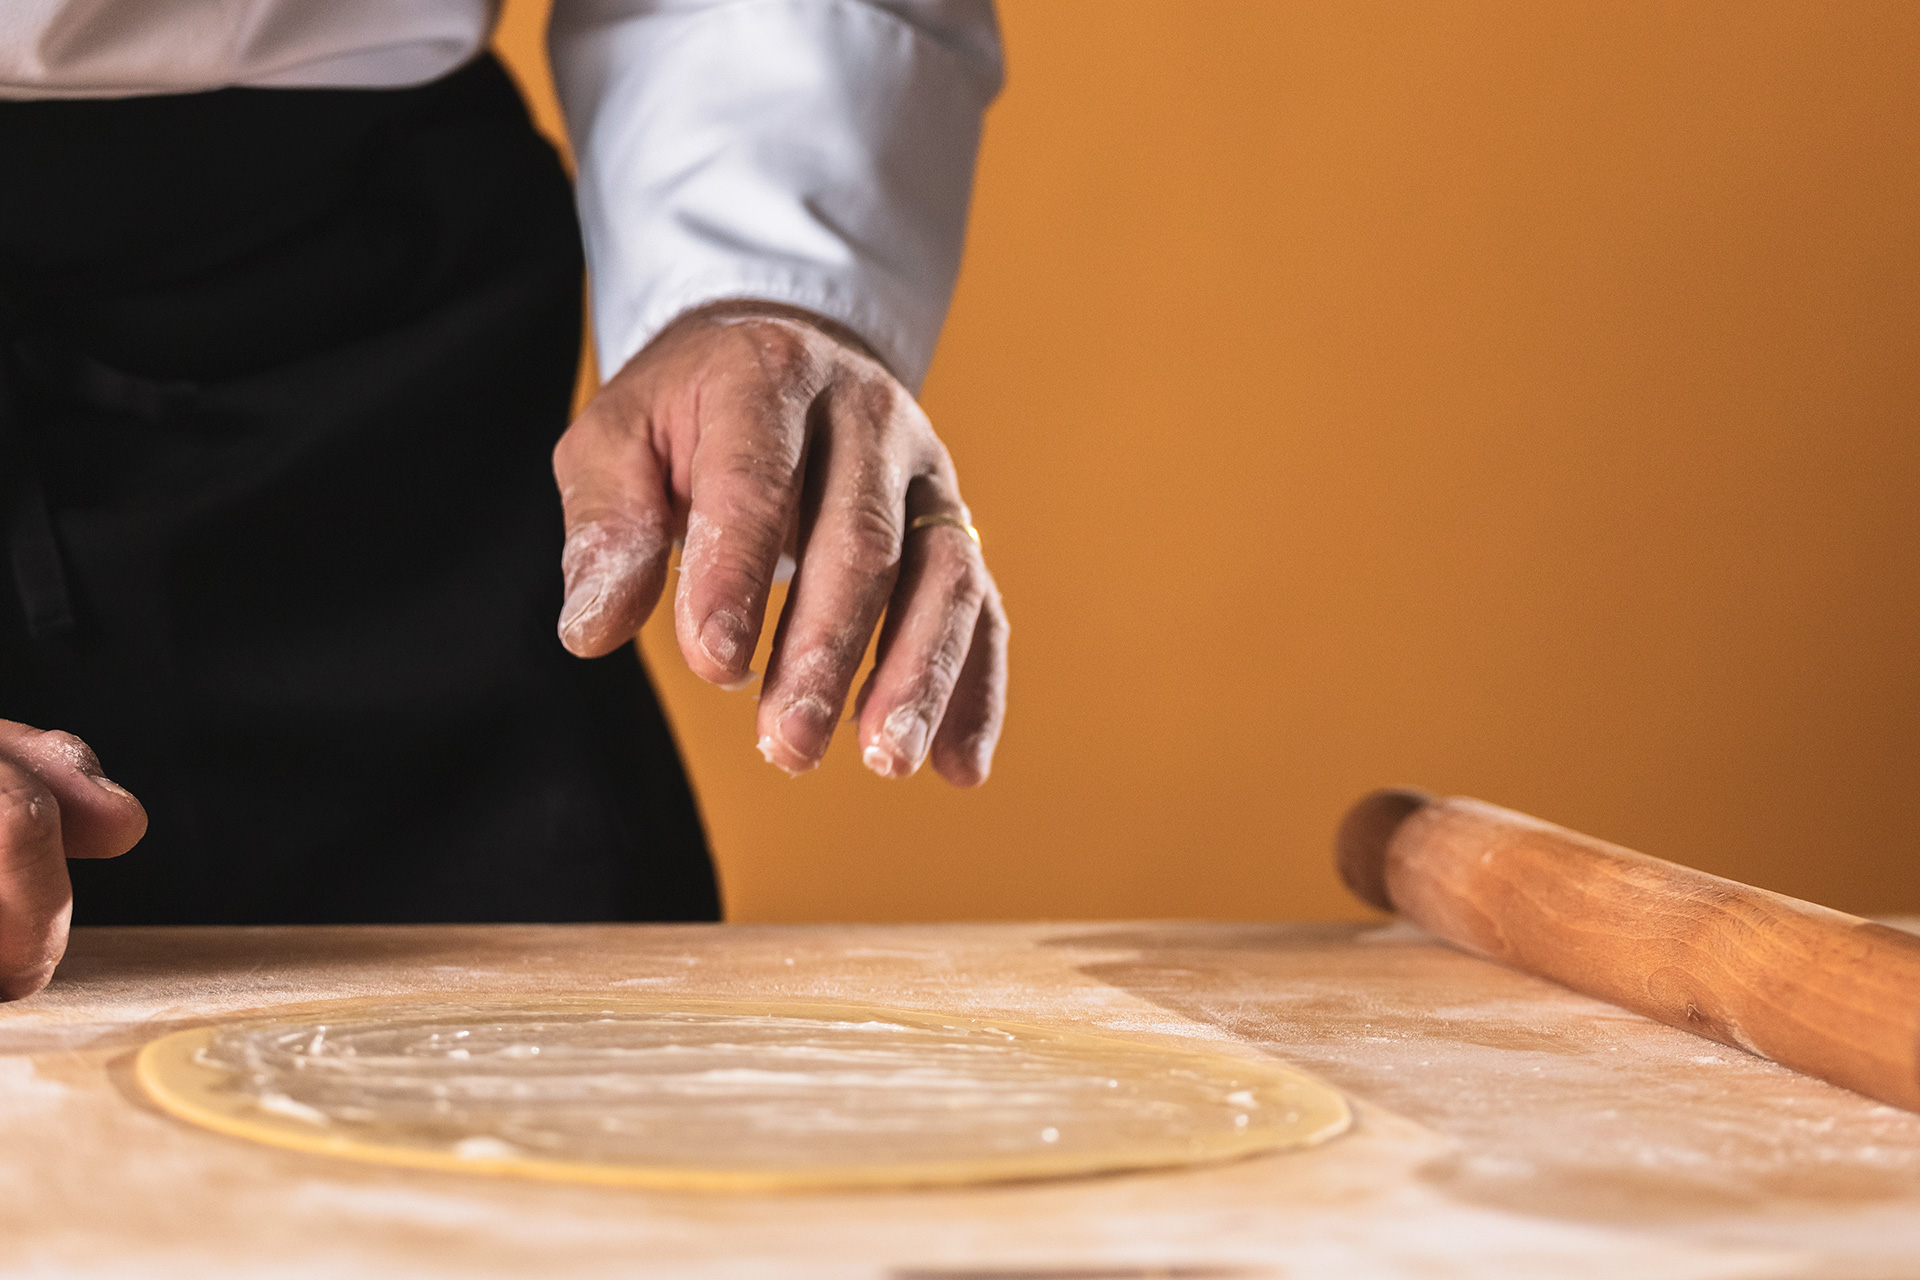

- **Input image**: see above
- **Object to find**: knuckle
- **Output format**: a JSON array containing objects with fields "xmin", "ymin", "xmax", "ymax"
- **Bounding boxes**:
[
  {"xmin": 772, "ymin": 631, "xmax": 868, "ymax": 701},
  {"xmin": 982, "ymin": 592, "xmax": 1011, "ymax": 645},
  {"xmin": 697, "ymin": 493, "xmax": 794, "ymax": 569},
  {"xmin": 910, "ymin": 410, "xmax": 950, "ymax": 458},
  {"xmin": 553, "ymin": 415, "xmax": 650, "ymax": 501},
  {"xmin": 34, "ymin": 730, "xmax": 100, "ymax": 777},
  {"xmin": 904, "ymin": 536, "xmax": 986, "ymax": 610},
  {"xmin": 551, "ymin": 430, "xmax": 588, "ymax": 485},
  {"xmin": 850, "ymin": 367, "xmax": 906, "ymax": 425},
  {"xmin": 843, "ymin": 540, "xmax": 898, "ymax": 584},
  {"xmin": 839, "ymin": 502, "xmax": 904, "ymax": 578},
  {"xmin": 707, "ymin": 503, "xmax": 789, "ymax": 567},
  {"xmin": 728, "ymin": 320, "xmax": 825, "ymax": 396},
  {"xmin": 923, "ymin": 631, "xmax": 972, "ymax": 697},
  {"xmin": 932, "ymin": 548, "xmax": 988, "ymax": 611},
  {"xmin": 828, "ymin": 362, "xmax": 914, "ymax": 441},
  {"xmin": 892, "ymin": 602, "xmax": 983, "ymax": 712},
  {"xmin": 553, "ymin": 393, "xmax": 626, "ymax": 457},
  {"xmin": 715, "ymin": 447, "xmax": 797, "ymax": 511},
  {"xmin": 799, "ymin": 621, "xmax": 871, "ymax": 672}
]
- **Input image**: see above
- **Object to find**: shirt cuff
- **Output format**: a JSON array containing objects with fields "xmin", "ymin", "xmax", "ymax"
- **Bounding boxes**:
[{"xmin": 550, "ymin": 0, "xmax": 1004, "ymax": 392}]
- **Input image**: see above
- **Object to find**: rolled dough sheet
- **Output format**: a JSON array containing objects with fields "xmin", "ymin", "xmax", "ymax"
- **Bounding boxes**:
[{"xmin": 137, "ymin": 997, "xmax": 1350, "ymax": 1190}]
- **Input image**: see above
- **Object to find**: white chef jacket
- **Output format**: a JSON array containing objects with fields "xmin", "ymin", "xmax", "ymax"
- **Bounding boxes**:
[{"xmin": 0, "ymin": 0, "xmax": 1003, "ymax": 389}]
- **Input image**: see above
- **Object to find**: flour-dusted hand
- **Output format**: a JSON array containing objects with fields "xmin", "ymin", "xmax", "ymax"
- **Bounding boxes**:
[
  {"xmin": 552, "ymin": 302, "xmax": 1007, "ymax": 785},
  {"xmin": 0, "ymin": 722, "xmax": 147, "ymax": 1000}
]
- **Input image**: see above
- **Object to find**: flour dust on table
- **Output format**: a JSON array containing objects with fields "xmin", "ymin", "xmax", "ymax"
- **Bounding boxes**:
[{"xmin": 136, "ymin": 997, "xmax": 1350, "ymax": 1189}]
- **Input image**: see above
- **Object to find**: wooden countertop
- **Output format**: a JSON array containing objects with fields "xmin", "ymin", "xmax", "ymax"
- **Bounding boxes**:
[{"xmin": 5, "ymin": 920, "xmax": 1918, "ymax": 1279}]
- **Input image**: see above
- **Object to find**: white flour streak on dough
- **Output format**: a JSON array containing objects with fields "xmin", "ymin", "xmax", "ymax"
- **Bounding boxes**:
[{"xmin": 136, "ymin": 997, "xmax": 1350, "ymax": 1191}]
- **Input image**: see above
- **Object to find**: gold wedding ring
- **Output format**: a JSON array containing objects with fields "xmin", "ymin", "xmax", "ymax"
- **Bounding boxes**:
[{"xmin": 908, "ymin": 513, "xmax": 981, "ymax": 545}]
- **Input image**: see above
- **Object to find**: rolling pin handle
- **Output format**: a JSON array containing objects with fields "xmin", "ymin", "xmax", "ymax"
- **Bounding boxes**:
[{"xmin": 1333, "ymin": 787, "xmax": 1433, "ymax": 913}]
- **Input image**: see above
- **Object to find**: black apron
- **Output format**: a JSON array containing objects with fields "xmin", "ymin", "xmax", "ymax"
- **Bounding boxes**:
[{"xmin": 0, "ymin": 56, "xmax": 718, "ymax": 925}]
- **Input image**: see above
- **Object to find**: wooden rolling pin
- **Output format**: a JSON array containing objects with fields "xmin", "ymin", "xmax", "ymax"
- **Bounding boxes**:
[{"xmin": 1336, "ymin": 788, "xmax": 1920, "ymax": 1112}]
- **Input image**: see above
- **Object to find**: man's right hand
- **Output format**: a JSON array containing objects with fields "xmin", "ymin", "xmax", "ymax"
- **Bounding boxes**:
[{"xmin": 0, "ymin": 722, "xmax": 146, "ymax": 1001}]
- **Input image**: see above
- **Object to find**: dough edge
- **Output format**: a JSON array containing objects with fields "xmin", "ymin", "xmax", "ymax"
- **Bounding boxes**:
[{"xmin": 135, "ymin": 996, "xmax": 1353, "ymax": 1192}]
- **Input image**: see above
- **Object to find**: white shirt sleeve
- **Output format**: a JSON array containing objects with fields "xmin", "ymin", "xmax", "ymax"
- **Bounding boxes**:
[{"xmin": 548, "ymin": 0, "xmax": 1003, "ymax": 392}]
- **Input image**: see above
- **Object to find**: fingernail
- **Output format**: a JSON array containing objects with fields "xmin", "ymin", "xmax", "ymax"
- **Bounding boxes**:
[
  {"xmin": 886, "ymin": 707, "xmax": 932, "ymax": 765},
  {"xmin": 772, "ymin": 696, "xmax": 834, "ymax": 769},
  {"xmin": 700, "ymin": 610, "xmax": 751, "ymax": 670},
  {"xmin": 968, "ymin": 734, "xmax": 996, "ymax": 782},
  {"xmin": 557, "ymin": 573, "xmax": 606, "ymax": 644},
  {"xmin": 719, "ymin": 671, "xmax": 761, "ymax": 693},
  {"xmin": 756, "ymin": 733, "xmax": 803, "ymax": 778},
  {"xmin": 88, "ymin": 775, "xmax": 135, "ymax": 800},
  {"xmin": 864, "ymin": 707, "xmax": 931, "ymax": 779}
]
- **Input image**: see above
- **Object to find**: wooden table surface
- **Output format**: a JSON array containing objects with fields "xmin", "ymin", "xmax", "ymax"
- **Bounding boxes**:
[{"xmin": 5, "ymin": 920, "xmax": 1919, "ymax": 1279}]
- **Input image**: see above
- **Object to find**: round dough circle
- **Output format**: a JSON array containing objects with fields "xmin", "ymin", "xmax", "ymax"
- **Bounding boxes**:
[{"xmin": 137, "ymin": 997, "xmax": 1350, "ymax": 1190}]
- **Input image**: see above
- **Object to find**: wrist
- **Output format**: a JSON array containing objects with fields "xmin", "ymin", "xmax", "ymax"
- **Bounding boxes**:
[{"xmin": 655, "ymin": 299, "xmax": 885, "ymax": 368}]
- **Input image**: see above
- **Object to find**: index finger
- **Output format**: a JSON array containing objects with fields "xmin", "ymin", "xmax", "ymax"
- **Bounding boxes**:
[
  {"xmin": 0, "ymin": 723, "xmax": 148, "ymax": 861},
  {"xmin": 672, "ymin": 330, "xmax": 815, "ymax": 686}
]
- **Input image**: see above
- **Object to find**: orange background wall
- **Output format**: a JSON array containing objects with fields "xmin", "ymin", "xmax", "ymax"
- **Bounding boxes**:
[{"xmin": 496, "ymin": 2, "xmax": 1920, "ymax": 922}]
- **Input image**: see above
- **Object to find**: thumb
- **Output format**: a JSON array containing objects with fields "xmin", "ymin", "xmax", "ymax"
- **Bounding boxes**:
[
  {"xmin": 553, "ymin": 398, "xmax": 678, "ymax": 659},
  {"xmin": 0, "ymin": 725, "xmax": 146, "ymax": 1001},
  {"xmin": 0, "ymin": 755, "xmax": 67, "ymax": 1001}
]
